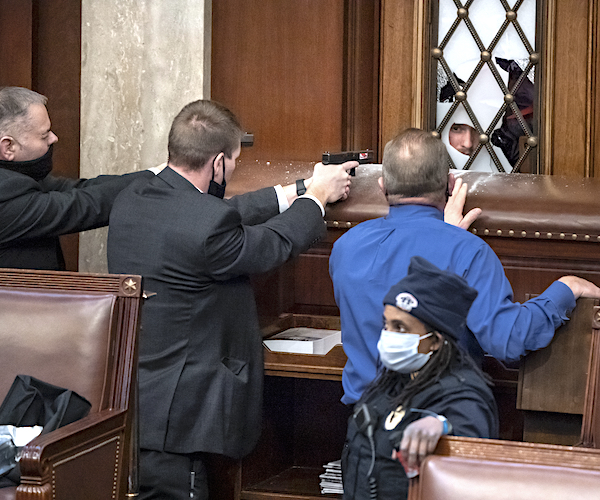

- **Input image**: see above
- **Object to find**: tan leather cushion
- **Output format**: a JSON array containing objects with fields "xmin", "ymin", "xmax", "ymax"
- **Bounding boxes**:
[
  {"xmin": 420, "ymin": 455, "xmax": 600, "ymax": 500},
  {"xmin": 0, "ymin": 289, "xmax": 116, "ymax": 412}
]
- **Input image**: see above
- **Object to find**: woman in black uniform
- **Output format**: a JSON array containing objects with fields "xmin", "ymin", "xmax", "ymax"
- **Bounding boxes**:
[{"xmin": 342, "ymin": 256, "xmax": 499, "ymax": 500}]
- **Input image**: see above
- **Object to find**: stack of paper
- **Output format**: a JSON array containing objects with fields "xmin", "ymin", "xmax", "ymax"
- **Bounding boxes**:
[
  {"xmin": 263, "ymin": 327, "xmax": 342, "ymax": 355},
  {"xmin": 319, "ymin": 459, "xmax": 343, "ymax": 495}
]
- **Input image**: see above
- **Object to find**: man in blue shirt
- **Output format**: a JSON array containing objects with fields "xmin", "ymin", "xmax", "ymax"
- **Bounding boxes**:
[{"xmin": 330, "ymin": 128, "xmax": 600, "ymax": 406}]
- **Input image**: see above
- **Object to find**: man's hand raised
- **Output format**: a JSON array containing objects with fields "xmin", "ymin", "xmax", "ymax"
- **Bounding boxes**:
[{"xmin": 444, "ymin": 177, "xmax": 482, "ymax": 229}]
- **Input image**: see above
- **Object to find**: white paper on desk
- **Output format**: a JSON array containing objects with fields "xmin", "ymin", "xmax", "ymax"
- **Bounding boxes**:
[{"xmin": 263, "ymin": 328, "xmax": 341, "ymax": 355}]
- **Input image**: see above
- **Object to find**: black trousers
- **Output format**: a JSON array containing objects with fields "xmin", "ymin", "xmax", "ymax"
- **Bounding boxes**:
[{"xmin": 139, "ymin": 448, "xmax": 238, "ymax": 500}]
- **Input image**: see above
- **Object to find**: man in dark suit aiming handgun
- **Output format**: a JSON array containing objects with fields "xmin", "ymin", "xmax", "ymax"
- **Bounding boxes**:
[{"xmin": 107, "ymin": 99, "xmax": 355, "ymax": 499}]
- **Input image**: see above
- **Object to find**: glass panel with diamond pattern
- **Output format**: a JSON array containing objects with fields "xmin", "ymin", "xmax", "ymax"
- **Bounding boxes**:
[{"xmin": 432, "ymin": 0, "xmax": 538, "ymax": 173}]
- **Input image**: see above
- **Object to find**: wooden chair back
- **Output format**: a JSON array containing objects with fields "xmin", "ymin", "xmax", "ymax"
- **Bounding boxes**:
[{"xmin": 0, "ymin": 268, "xmax": 142, "ymax": 500}]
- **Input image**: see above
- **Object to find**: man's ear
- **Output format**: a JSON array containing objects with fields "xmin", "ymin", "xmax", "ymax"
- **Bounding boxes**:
[
  {"xmin": 213, "ymin": 152, "xmax": 225, "ymax": 175},
  {"xmin": 378, "ymin": 176, "xmax": 386, "ymax": 195},
  {"xmin": 0, "ymin": 136, "xmax": 16, "ymax": 161}
]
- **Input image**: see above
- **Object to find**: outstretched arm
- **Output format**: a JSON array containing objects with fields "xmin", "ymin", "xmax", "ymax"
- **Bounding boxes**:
[
  {"xmin": 306, "ymin": 161, "xmax": 355, "ymax": 205},
  {"xmin": 280, "ymin": 160, "xmax": 355, "ymax": 208}
]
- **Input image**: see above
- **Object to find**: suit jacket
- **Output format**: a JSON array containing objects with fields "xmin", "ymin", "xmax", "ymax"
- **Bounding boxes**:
[
  {"xmin": 0, "ymin": 167, "xmax": 153, "ymax": 270},
  {"xmin": 107, "ymin": 167, "xmax": 325, "ymax": 458}
]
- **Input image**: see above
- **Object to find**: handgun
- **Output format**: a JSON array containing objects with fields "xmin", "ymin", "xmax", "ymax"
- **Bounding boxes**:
[{"xmin": 322, "ymin": 150, "xmax": 374, "ymax": 176}]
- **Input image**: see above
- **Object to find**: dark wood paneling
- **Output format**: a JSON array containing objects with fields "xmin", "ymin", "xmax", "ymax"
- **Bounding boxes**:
[
  {"xmin": 294, "ymin": 251, "xmax": 336, "ymax": 309},
  {"xmin": 0, "ymin": 0, "xmax": 32, "ymax": 87},
  {"xmin": 32, "ymin": 0, "xmax": 82, "ymax": 271},
  {"xmin": 293, "ymin": 378, "xmax": 349, "ymax": 466},
  {"xmin": 519, "ymin": 298, "xmax": 597, "ymax": 415},
  {"xmin": 593, "ymin": 0, "xmax": 600, "ymax": 178},
  {"xmin": 0, "ymin": 1, "xmax": 81, "ymax": 270},
  {"xmin": 212, "ymin": 0, "xmax": 345, "ymax": 162},
  {"xmin": 522, "ymin": 411, "xmax": 583, "ymax": 445},
  {"xmin": 378, "ymin": 0, "xmax": 418, "ymax": 155},
  {"xmin": 550, "ymin": 0, "xmax": 590, "ymax": 176},
  {"xmin": 343, "ymin": 0, "xmax": 381, "ymax": 156},
  {"xmin": 33, "ymin": 0, "xmax": 81, "ymax": 179}
]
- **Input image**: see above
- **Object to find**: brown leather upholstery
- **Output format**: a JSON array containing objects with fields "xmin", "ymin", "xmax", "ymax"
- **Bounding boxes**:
[
  {"xmin": 420, "ymin": 456, "xmax": 600, "ymax": 499},
  {"xmin": 408, "ymin": 436, "xmax": 600, "ymax": 500},
  {"xmin": 227, "ymin": 160, "xmax": 600, "ymax": 240},
  {"xmin": 0, "ymin": 269, "xmax": 142, "ymax": 500},
  {"xmin": 227, "ymin": 159, "xmax": 600, "ymax": 243},
  {"xmin": 0, "ymin": 290, "xmax": 116, "ymax": 411}
]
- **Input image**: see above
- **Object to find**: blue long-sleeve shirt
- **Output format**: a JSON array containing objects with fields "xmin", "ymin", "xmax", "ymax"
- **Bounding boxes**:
[{"xmin": 329, "ymin": 204, "xmax": 575, "ymax": 405}]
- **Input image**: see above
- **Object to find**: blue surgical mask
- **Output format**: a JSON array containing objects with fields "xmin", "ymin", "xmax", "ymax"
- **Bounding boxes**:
[{"xmin": 377, "ymin": 329, "xmax": 433, "ymax": 373}]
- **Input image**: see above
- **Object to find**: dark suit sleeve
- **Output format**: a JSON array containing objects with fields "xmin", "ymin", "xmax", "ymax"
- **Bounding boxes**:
[
  {"xmin": 226, "ymin": 187, "xmax": 281, "ymax": 226},
  {"xmin": 205, "ymin": 196, "xmax": 325, "ymax": 278},
  {"xmin": 39, "ymin": 173, "xmax": 139, "ymax": 193},
  {"xmin": 0, "ymin": 170, "xmax": 154, "ymax": 243}
]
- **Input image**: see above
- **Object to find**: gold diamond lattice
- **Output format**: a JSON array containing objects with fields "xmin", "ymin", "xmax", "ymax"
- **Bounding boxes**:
[{"xmin": 434, "ymin": 0, "xmax": 538, "ymax": 173}]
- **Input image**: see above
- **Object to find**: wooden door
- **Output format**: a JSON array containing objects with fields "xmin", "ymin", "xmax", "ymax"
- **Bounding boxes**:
[{"xmin": 211, "ymin": 0, "xmax": 380, "ymax": 162}]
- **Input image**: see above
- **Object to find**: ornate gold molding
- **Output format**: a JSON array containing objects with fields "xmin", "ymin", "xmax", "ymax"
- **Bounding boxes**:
[
  {"xmin": 540, "ymin": 0, "xmax": 556, "ymax": 175},
  {"xmin": 412, "ymin": 0, "xmax": 429, "ymax": 128}
]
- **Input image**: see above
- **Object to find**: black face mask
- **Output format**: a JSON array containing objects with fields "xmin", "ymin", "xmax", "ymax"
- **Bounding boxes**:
[
  {"xmin": 207, "ymin": 154, "xmax": 226, "ymax": 199},
  {"xmin": 0, "ymin": 144, "xmax": 54, "ymax": 181}
]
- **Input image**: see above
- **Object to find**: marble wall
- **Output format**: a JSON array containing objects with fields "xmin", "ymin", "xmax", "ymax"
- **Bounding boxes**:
[{"xmin": 79, "ymin": 0, "xmax": 211, "ymax": 272}]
